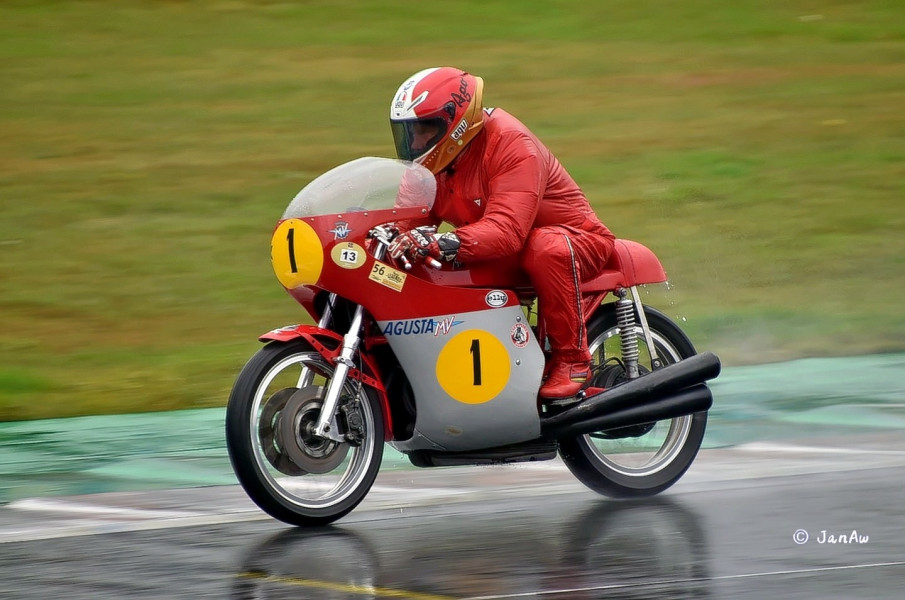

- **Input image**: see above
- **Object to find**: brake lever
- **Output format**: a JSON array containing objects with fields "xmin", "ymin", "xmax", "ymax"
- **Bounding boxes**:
[{"xmin": 424, "ymin": 255, "xmax": 442, "ymax": 269}]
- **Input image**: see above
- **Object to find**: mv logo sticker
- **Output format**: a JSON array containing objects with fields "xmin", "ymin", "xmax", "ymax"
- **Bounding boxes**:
[
  {"xmin": 433, "ymin": 316, "xmax": 464, "ymax": 336},
  {"xmin": 329, "ymin": 221, "xmax": 351, "ymax": 240}
]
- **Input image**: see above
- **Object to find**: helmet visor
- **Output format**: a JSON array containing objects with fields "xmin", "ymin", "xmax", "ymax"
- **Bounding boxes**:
[{"xmin": 391, "ymin": 118, "xmax": 447, "ymax": 162}]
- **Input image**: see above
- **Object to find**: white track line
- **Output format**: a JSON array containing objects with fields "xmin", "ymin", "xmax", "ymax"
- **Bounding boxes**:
[
  {"xmin": 736, "ymin": 441, "xmax": 905, "ymax": 455},
  {"xmin": 461, "ymin": 561, "xmax": 905, "ymax": 599},
  {"xmin": 9, "ymin": 498, "xmax": 201, "ymax": 519}
]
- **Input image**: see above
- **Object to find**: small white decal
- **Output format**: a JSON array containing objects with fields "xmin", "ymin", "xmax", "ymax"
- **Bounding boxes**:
[
  {"xmin": 485, "ymin": 290, "xmax": 508, "ymax": 308},
  {"xmin": 510, "ymin": 323, "xmax": 530, "ymax": 348}
]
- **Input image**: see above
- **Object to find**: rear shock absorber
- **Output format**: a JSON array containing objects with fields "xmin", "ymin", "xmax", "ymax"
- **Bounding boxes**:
[{"xmin": 615, "ymin": 288, "xmax": 641, "ymax": 379}]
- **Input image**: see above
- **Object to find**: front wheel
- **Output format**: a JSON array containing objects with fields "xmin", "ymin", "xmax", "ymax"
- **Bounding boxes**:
[
  {"xmin": 225, "ymin": 340, "xmax": 384, "ymax": 526},
  {"xmin": 559, "ymin": 305, "xmax": 707, "ymax": 497}
]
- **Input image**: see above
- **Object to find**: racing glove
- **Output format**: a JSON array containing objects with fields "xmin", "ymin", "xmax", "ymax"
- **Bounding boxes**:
[
  {"xmin": 388, "ymin": 225, "xmax": 437, "ymax": 261},
  {"xmin": 423, "ymin": 231, "xmax": 461, "ymax": 263},
  {"xmin": 388, "ymin": 226, "xmax": 461, "ymax": 265}
]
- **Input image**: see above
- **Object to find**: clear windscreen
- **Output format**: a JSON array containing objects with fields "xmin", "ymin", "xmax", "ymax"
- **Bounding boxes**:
[{"xmin": 282, "ymin": 157, "xmax": 436, "ymax": 219}]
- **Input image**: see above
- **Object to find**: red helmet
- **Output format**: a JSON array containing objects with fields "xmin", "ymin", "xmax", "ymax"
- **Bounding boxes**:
[{"xmin": 390, "ymin": 67, "xmax": 485, "ymax": 174}]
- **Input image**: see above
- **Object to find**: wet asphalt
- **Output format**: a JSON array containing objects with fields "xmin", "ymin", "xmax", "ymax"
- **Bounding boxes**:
[{"xmin": 1, "ymin": 432, "xmax": 904, "ymax": 599}]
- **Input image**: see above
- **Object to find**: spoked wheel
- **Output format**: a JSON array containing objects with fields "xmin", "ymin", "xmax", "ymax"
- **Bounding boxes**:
[
  {"xmin": 559, "ymin": 304, "xmax": 707, "ymax": 497},
  {"xmin": 226, "ymin": 339, "xmax": 384, "ymax": 526}
]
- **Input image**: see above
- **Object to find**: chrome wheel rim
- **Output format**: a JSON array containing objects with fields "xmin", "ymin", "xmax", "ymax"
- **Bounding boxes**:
[
  {"xmin": 583, "ymin": 326, "xmax": 693, "ymax": 477},
  {"xmin": 249, "ymin": 352, "xmax": 377, "ymax": 509}
]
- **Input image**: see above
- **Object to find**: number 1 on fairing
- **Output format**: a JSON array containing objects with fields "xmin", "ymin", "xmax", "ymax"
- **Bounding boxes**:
[
  {"xmin": 470, "ymin": 339, "xmax": 482, "ymax": 386},
  {"xmin": 286, "ymin": 228, "xmax": 298, "ymax": 273}
]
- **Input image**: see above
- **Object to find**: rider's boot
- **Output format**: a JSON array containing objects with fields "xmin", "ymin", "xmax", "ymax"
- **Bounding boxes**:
[
  {"xmin": 539, "ymin": 360, "xmax": 590, "ymax": 404},
  {"xmin": 541, "ymin": 352, "xmax": 554, "ymax": 381}
]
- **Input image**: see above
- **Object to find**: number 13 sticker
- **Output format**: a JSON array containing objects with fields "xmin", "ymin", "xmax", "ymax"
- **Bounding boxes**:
[
  {"xmin": 330, "ymin": 242, "xmax": 366, "ymax": 269},
  {"xmin": 436, "ymin": 330, "xmax": 510, "ymax": 404}
]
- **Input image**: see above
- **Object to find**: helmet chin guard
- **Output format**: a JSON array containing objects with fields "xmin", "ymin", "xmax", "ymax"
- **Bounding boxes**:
[{"xmin": 390, "ymin": 67, "xmax": 485, "ymax": 174}]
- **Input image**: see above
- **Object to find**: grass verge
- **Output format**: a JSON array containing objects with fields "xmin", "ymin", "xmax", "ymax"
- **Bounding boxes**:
[{"xmin": 2, "ymin": 0, "xmax": 904, "ymax": 419}]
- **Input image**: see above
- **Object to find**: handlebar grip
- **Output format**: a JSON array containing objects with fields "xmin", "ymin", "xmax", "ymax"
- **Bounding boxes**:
[{"xmin": 426, "ymin": 257, "xmax": 442, "ymax": 269}]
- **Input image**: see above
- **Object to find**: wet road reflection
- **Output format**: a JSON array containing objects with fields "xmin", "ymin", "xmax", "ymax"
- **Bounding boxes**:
[
  {"xmin": 232, "ymin": 498, "xmax": 711, "ymax": 599},
  {"xmin": 2, "ymin": 445, "xmax": 905, "ymax": 599}
]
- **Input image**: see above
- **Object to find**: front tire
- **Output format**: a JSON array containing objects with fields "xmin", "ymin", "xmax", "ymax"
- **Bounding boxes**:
[
  {"xmin": 226, "ymin": 340, "xmax": 384, "ymax": 526},
  {"xmin": 559, "ymin": 305, "xmax": 707, "ymax": 497}
]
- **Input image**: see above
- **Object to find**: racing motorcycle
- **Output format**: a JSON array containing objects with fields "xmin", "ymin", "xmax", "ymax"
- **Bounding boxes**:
[{"xmin": 225, "ymin": 157, "xmax": 721, "ymax": 526}]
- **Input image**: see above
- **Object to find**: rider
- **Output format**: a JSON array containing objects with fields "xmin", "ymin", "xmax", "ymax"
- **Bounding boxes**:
[{"xmin": 387, "ymin": 67, "xmax": 616, "ymax": 403}]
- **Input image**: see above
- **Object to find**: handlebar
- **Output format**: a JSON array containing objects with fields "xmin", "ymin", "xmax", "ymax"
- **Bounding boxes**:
[
  {"xmin": 368, "ymin": 225, "xmax": 442, "ymax": 270},
  {"xmin": 368, "ymin": 224, "xmax": 396, "ymax": 247},
  {"xmin": 420, "ymin": 253, "xmax": 442, "ymax": 269}
]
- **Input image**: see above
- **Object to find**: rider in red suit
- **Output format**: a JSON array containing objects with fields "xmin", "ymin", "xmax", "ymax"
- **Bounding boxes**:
[{"xmin": 388, "ymin": 67, "xmax": 615, "ymax": 402}]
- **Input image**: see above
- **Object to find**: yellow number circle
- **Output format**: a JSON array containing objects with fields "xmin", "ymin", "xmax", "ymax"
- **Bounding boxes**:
[
  {"xmin": 436, "ymin": 330, "xmax": 510, "ymax": 404},
  {"xmin": 271, "ymin": 219, "xmax": 324, "ymax": 289}
]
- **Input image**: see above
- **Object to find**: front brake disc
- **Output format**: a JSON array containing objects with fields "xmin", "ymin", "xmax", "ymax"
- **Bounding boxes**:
[
  {"xmin": 258, "ymin": 388, "xmax": 307, "ymax": 476},
  {"xmin": 278, "ymin": 387, "xmax": 350, "ymax": 474}
]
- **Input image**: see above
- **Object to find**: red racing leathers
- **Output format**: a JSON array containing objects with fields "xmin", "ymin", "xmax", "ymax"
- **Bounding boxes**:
[{"xmin": 420, "ymin": 108, "xmax": 615, "ymax": 365}]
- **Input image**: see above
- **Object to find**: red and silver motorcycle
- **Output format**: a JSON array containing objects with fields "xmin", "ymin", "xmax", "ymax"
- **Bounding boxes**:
[{"xmin": 225, "ymin": 157, "xmax": 721, "ymax": 526}]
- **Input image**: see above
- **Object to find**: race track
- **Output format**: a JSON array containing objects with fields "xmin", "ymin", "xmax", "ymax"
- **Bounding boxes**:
[{"xmin": 2, "ymin": 432, "xmax": 904, "ymax": 599}]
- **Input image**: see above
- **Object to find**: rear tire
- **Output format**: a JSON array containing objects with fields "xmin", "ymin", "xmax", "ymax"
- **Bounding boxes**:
[
  {"xmin": 559, "ymin": 305, "xmax": 707, "ymax": 497},
  {"xmin": 226, "ymin": 340, "xmax": 384, "ymax": 526}
]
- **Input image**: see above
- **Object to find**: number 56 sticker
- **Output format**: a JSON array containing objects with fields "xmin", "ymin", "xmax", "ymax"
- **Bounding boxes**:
[
  {"xmin": 436, "ymin": 330, "xmax": 510, "ymax": 404},
  {"xmin": 368, "ymin": 261, "xmax": 407, "ymax": 292}
]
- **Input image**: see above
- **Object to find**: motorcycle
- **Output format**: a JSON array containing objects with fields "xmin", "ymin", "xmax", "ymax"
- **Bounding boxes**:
[{"xmin": 225, "ymin": 156, "xmax": 721, "ymax": 526}]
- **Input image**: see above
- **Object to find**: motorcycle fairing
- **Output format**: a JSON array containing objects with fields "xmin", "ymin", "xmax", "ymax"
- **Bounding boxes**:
[
  {"xmin": 380, "ymin": 305, "xmax": 545, "ymax": 452},
  {"xmin": 258, "ymin": 324, "xmax": 393, "ymax": 438},
  {"xmin": 275, "ymin": 211, "xmax": 525, "ymax": 321}
]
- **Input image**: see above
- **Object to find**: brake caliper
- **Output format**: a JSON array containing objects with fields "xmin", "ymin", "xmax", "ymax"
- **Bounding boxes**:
[{"xmin": 339, "ymin": 402, "xmax": 365, "ymax": 445}]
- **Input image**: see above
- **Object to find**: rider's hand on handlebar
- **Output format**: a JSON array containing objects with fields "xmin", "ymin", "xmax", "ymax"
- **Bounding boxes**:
[
  {"xmin": 388, "ymin": 226, "xmax": 436, "ymax": 261},
  {"xmin": 424, "ymin": 231, "xmax": 461, "ymax": 263},
  {"xmin": 389, "ymin": 227, "xmax": 460, "ymax": 270}
]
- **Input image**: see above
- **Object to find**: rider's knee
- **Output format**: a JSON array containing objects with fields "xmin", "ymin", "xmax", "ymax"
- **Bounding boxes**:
[{"xmin": 520, "ymin": 228, "xmax": 572, "ymax": 274}]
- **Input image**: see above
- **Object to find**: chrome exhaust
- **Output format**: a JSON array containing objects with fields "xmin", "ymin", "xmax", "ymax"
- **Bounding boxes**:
[{"xmin": 540, "ymin": 351, "xmax": 721, "ymax": 439}]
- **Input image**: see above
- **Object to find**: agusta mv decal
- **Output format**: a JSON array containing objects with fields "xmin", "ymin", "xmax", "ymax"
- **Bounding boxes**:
[{"xmin": 382, "ymin": 316, "xmax": 464, "ymax": 337}]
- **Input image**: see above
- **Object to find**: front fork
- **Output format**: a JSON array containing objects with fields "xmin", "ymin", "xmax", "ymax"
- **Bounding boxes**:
[
  {"xmin": 312, "ymin": 302, "xmax": 365, "ymax": 441},
  {"xmin": 614, "ymin": 286, "xmax": 663, "ymax": 379},
  {"xmin": 310, "ymin": 236, "xmax": 391, "ymax": 442}
]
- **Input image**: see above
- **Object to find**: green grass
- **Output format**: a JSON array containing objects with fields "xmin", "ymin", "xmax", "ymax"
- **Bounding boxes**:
[{"xmin": 2, "ymin": 0, "xmax": 904, "ymax": 420}]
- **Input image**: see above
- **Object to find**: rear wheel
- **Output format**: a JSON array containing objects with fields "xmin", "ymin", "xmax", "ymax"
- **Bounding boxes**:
[
  {"xmin": 225, "ymin": 340, "xmax": 384, "ymax": 526},
  {"xmin": 559, "ymin": 305, "xmax": 707, "ymax": 497}
]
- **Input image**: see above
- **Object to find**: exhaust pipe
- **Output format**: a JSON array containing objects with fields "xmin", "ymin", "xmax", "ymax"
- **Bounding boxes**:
[
  {"xmin": 540, "ymin": 351, "xmax": 721, "ymax": 439},
  {"xmin": 542, "ymin": 384, "xmax": 712, "ymax": 439}
]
